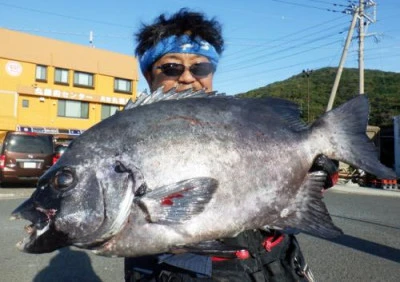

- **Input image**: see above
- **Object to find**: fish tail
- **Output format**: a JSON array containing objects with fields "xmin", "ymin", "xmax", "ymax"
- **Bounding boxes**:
[{"xmin": 311, "ymin": 94, "xmax": 396, "ymax": 179}]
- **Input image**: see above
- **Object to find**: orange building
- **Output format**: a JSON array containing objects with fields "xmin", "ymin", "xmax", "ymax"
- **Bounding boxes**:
[{"xmin": 0, "ymin": 28, "xmax": 138, "ymax": 140}]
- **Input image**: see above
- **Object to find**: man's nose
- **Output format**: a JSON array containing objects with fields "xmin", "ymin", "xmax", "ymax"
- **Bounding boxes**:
[{"xmin": 178, "ymin": 69, "xmax": 196, "ymax": 83}]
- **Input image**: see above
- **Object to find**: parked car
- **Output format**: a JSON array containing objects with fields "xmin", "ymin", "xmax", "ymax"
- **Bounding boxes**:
[
  {"xmin": 0, "ymin": 131, "xmax": 54, "ymax": 186},
  {"xmin": 53, "ymin": 144, "xmax": 68, "ymax": 163}
]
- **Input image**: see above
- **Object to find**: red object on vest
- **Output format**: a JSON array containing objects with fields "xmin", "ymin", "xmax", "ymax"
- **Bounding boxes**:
[
  {"xmin": 211, "ymin": 249, "xmax": 250, "ymax": 262},
  {"xmin": 235, "ymin": 249, "xmax": 250, "ymax": 260},
  {"xmin": 262, "ymin": 234, "xmax": 284, "ymax": 252}
]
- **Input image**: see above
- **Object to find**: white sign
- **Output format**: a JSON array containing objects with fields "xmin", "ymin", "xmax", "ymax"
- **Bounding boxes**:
[
  {"xmin": 5, "ymin": 61, "xmax": 23, "ymax": 77},
  {"xmin": 33, "ymin": 87, "xmax": 129, "ymax": 105}
]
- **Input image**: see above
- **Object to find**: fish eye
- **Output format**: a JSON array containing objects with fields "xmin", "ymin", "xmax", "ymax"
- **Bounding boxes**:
[{"xmin": 52, "ymin": 167, "xmax": 76, "ymax": 191}]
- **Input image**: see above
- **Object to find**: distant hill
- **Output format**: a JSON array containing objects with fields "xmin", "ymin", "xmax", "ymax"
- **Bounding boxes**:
[{"xmin": 237, "ymin": 67, "xmax": 400, "ymax": 127}]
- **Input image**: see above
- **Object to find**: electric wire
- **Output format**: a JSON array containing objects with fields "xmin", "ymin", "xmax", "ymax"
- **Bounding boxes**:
[
  {"xmin": 271, "ymin": 0, "xmax": 348, "ymax": 13},
  {"xmin": 223, "ymin": 23, "xmax": 349, "ymax": 70},
  {"xmin": 0, "ymin": 2, "xmax": 135, "ymax": 29},
  {"xmin": 1, "ymin": 0, "xmax": 397, "ymax": 94}
]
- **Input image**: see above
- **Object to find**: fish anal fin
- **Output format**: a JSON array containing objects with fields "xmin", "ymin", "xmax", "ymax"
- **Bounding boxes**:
[
  {"xmin": 137, "ymin": 177, "xmax": 218, "ymax": 224},
  {"xmin": 279, "ymin": 171, "xmax": 343, "ymax": 238}
]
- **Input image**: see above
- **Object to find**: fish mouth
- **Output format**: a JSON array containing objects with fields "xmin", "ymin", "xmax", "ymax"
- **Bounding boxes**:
[{"xmin": 10, "ymin": 199, "xmax": 69, "ymax": 253}]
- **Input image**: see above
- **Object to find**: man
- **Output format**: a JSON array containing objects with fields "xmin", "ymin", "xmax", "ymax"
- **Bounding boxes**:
[
  {"xmin": 125, "ymin": 8, "xmax": 338, "ymax": 282},
  {"xmin": 135, "ymin": 9, "xmax": 223, "ymax": 94}
]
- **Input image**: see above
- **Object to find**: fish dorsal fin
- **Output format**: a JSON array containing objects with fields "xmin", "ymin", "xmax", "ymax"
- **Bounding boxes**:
[
  {"xmin": 123, "ymin": 87, "xmax": 222, "ymax": 110},
  {"xmin": 266, "ymin": 97, "xmax": 309, "ymax": 131}
]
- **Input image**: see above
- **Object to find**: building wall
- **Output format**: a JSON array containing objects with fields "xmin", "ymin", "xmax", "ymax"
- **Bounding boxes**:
[{"xmin": 0, "ymin": 28, "xmax": 138, "ymax": 138}]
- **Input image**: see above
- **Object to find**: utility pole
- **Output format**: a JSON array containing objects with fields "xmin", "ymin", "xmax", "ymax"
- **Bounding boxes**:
[
  {"xmin": 359, "ymin": 0, "xmax": 377, "ymax": 94},
  {"xmin": 89, "ymin": 31, "xmax": 95, "ymax": 48},
  {"xmin": 326, "ymin": 7, "xmax": 358, "ymax": 111},
  {"xmin": 302, "ymin": 69, "xmax": 313, "ymax": 122},
  {"xmin": 359, "ymin": 0, "xmax": 365, "ymax": 94},
  {"xmin": 326, "ymin": 1, "xmax": 376, "ymax": 111}
]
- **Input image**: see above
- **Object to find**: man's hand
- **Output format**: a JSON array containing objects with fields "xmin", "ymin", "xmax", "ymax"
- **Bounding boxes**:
[{"xmin": 310, "ymin": 155, "xmax": 339, "ymax": 190}]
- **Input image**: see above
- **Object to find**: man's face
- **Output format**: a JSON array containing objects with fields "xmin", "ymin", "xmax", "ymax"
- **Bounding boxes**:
[{"xmin": 145, "ymin": 53, "xmax": 214, "ymax": 92}]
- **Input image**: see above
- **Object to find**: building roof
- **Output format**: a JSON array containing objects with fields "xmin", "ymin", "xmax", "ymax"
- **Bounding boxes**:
[{"xmin": 0, "ymin": 28, "xmax": 138, "ymax": 81}]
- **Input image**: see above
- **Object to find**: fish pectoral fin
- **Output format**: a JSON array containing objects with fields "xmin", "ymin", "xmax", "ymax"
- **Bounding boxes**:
[
  {"xmin": 280, "ymin": 171, "xmax": 343, "ymax": 239},
  {"xmin": 137, "ymin": 177, "xmax": 218, "ymax": 224}
]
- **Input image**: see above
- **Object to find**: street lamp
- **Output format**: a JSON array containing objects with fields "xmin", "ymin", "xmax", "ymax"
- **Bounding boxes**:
[{"xmin": 302, "ymin": 69, "xmax": 313, "ymax": 122}]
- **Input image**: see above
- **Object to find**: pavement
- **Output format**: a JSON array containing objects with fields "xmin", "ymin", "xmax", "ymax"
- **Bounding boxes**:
[
  {"xmin": 1, "ymin": 181, "xmax": 400, "ymax": 200},
  {"xmin": 0, "ymin": 187, "xmax": 35, "ymax": 200}
]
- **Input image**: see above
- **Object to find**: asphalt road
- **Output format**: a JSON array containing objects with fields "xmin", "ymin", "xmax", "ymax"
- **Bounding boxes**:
[
  {"xmin": 1, "ymin": 183, "xmax": 399, "ymax": 282},
  {"xmin": 0, "ymin": 197, "xmax": 124, "ymax": 282},
  {"xmin": 297, "ymin": 185, "xmax": 400, "ymax": 282}
]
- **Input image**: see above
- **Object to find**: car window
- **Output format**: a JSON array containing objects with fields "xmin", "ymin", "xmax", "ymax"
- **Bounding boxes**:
[
  {"xmin": 55, "ymin": 145, "xmax": 67, "ymax": 154},
  {"xmin": 6, "ymin": 135, "xmax": 53, "ymax": 154}
]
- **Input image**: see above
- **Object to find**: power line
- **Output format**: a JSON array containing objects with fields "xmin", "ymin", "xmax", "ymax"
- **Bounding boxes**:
[
  {"xmin": 215, "ymin": 11, "xmax": 353, "ymax": 86},
  {"xmin": 223, "ymin": 15, "xmax": 347, "ymax": 59},
  {"xmin": 222, "ymin": 25, "xmax": 347, "ymax": 70},
  {"xmin": 216, "ymin": 53, "xmax": 342, "ymax": 87},
  {"xmin": 221, "ymin": 38, "xmax": 343, "ymax": 74},
  {"xmin": 308, "ymin": 0, "xmax": 349, "ymax": 8},
  {"xmin": 0, "ymin": 2, "xmax": 135, "ymax": 29},
  {"xmin": 271, "ymin": 0, "xmax": 346, "ymax": 13},
  {"xmin": 2, "ymin": 27, "xmax": 131, "ymax": 39}
]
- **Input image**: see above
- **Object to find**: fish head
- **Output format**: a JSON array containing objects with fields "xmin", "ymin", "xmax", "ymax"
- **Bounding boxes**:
[{"xmin": 11, "ymin": 145, "xmax": 139, "ymax": 254}]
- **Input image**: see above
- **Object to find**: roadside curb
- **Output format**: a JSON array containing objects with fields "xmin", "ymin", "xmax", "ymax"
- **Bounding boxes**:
[{"xmin": 329, "ymin": 182, "xmax": 400, "ymax": 198}]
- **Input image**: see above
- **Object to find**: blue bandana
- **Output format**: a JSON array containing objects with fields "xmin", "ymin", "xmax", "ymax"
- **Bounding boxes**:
[{"xmin": 139, "ymin": 35, "xmax": 220, "ymax": 75}]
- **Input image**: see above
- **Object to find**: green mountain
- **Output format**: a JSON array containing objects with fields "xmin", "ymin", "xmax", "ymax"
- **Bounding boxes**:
[{"xmin": 237, "ymin": 67, "xmax": 400, "ymax": 127}]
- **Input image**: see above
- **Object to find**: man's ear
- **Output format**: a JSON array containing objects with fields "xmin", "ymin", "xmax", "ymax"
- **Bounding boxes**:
[{"xmin": 144, "ymin": 71, "xmax": 153, "ymax": 86}]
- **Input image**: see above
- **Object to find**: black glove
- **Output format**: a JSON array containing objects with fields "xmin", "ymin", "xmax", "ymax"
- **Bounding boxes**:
[{"xmin": 310, "ymin": 155, "xmax": 339, "ymax": 190}]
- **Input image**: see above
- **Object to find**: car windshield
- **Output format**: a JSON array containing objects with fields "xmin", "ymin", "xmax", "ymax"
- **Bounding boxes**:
[{"xmin": 6, "ymin": 134, "xmax": 53, "ymax": 154}]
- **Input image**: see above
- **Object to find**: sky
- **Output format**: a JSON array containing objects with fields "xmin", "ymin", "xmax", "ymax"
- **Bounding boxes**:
[{"xmin": 0, "ymin": 0, "xmax": 399, "ymax": 95}]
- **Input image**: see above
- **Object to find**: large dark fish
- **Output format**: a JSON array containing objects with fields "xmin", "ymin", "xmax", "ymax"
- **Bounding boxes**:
[{"xmin": 11, "ymin": 89, "xmax": 395, "ymax": 257}]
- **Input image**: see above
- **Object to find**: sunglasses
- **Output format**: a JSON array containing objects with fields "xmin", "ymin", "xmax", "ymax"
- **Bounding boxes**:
[{"xmin": 155, "ymin": 62, "xmax": 214, "ymax": 77}]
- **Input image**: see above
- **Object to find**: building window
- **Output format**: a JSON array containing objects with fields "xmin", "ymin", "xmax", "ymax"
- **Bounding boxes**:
[
  {"xmin": 35, "ymin": 65, "xmax": 47, "ymax": 81},
  {"xmin": 73, "ymin": 71, "xmax": 94, "ymax": 88},
  {"xmin": 22, "ymin": 100, "xmax": 29, "ymax": 108},
  {"xmin": 114, "ymin": 78, "xmax": 132, "ymax": 93},
  {"xmin": 55, "ymin": 68, "xmax": 69, "ymax": 85},
  {"xmin": 58, "ymin": 100, "xmax": 89, "ymax": 119},
  {"xmin": 101, "ymin": 104, "xmax": 120, "ymax": 120}
]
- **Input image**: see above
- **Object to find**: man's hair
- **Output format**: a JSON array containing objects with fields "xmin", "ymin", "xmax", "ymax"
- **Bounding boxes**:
[{"xmin": 135, "ymin": 8, "xmax": 224, "ymax": 57}]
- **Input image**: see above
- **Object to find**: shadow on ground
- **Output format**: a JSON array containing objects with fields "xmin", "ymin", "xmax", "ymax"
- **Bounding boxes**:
[
  {"xmin": 319, "ymin": 234, "xmax": 400, "ymax": 263},
  {"xmin": 33, "ymin": 247, "xmax": 102, "ymax": 282}
]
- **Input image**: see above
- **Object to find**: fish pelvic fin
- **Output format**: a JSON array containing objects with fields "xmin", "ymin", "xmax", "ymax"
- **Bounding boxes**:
[
  {"xmin": 279, "ymin": 171, "xmax": 343, "ymax": 238},
  {"xmin": 310, "ymin": 94, "xmax": 396, "ymax": 179},
  {"xmin": 136, "ymin": 177, "xmax": 218, "ymax": 224},
  {"xmin": 172, "ymin": 240, "xmax": 246, "ymax": 258}
]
